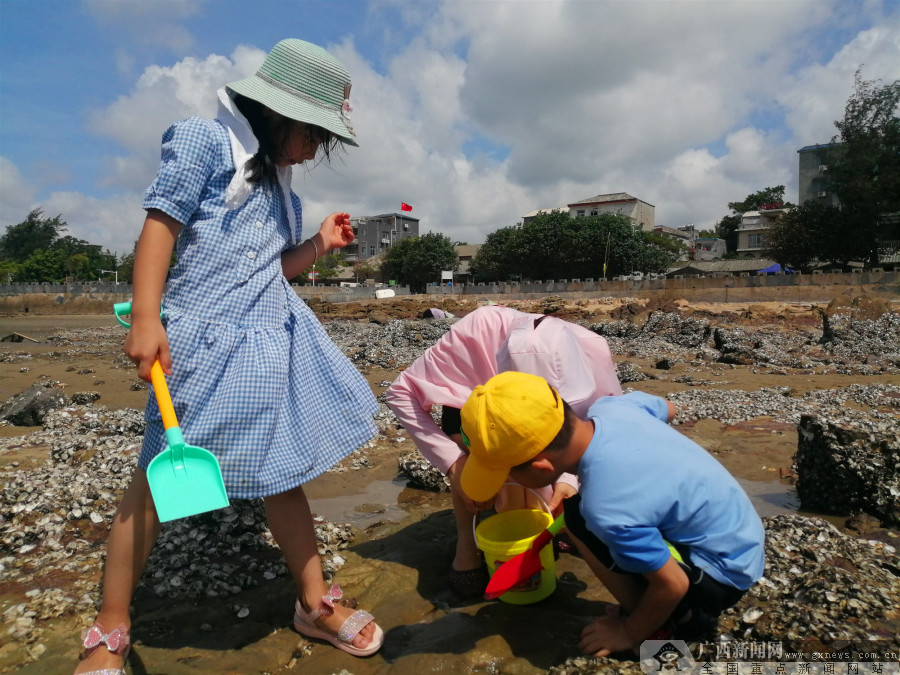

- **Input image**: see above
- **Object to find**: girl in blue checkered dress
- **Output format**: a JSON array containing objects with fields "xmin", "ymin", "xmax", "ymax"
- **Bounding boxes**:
[{"xmin": 75, "ymin": 40, "xmax": 384, "ymax": 675}]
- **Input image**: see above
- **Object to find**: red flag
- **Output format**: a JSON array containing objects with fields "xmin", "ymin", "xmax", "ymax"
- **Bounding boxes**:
[{"xmin": 401, "ymin": 202, "xmax": 412, "ymax": 212}]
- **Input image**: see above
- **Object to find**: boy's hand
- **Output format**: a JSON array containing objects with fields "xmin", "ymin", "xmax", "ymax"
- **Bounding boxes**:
[{"xmin": 579, "ymin": 615, "xmax": 634, "ymax": 658}]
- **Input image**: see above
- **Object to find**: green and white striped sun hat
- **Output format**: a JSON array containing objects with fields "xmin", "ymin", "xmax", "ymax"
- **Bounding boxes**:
[{"xmin": 226, "ymin": 38, "xmax": 358, "ymax": 146}]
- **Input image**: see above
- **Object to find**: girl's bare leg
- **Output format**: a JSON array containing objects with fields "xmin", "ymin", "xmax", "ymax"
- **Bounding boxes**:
[
  {"xmin": 264, "ymin": 485, "xmax": 376, "ymax": 649},
  {"xmin": 450, "ymin": 483, "xmax": 483, "ymax": 570},
  {"xmin": 74, "ymin": 470, "xmax": 160, "ymax": 674}
]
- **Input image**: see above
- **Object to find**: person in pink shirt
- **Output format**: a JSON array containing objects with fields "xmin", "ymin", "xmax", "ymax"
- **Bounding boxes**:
[{"xmin": 385, "ymin": 305, "xmax": 621, "ymax": 597}]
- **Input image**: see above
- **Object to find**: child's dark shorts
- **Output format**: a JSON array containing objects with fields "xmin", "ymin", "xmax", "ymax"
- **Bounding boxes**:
[
  {"xmin": 563, "ymin": 495, "xmax": 746, "ymax": 619},
  {"xmin": 441, "ymin": 406, "xmax": 462, "ymax": 435}
]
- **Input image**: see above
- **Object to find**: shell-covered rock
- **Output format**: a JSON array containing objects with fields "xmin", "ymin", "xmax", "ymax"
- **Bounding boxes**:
[{"xmin": 794, "ymin": 414, "xmax": 900, "ymax": 525}]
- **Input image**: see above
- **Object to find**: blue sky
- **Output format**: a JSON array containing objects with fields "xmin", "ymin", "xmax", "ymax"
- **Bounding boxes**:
[{"xmin": 1, "ymin": 0, "xmax": 898, "ymax": 256}]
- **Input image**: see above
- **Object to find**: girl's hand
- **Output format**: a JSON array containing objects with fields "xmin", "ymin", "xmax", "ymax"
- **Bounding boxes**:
[
  {"xmin": 447, "ymin": 454, "xmax": 494, "ymax": 513},
  {"xmin": 123, "ymin": 317, "xmax": 172, "ymax": 381},
  {"xmin": 319, "ymin": 212, "xmax": 355, "ymax": 251},
  {"xmin": 547, "ymin": 481, "xmax": 577, "ymax": 515}
]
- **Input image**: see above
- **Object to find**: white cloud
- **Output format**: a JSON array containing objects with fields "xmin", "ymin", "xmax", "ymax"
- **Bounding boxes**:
[
  {"xmin": 779, "ymin": 25, "xmax": 900, "ymax": 147},
  {"xmin": 0, "ymin": 157, "xmax": 37, "ymax": 228},
  {"xmin": 86, "ymin": 45, "xmax": 267, "ymax": 195},
  {"xmin": 42, "ymin": 191, "xmax": 146, "ymax": 257},
  {"xmin": 15, "ymin": 0, "xmax": 896, "ymax": 253}
]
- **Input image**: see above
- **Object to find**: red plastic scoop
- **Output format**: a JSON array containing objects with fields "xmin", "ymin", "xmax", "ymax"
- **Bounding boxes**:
[{"xmin": 484, "ymin": 513, "xmax": 566, "ymax": 600}]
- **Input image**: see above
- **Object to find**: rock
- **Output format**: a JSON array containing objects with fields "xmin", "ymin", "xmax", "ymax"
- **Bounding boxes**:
[
  {"xmin": 616, "ymin": 361, "xmax": 650, "ymax": 383},
  {"xmin": 719, "ymin": 514, "xmax": 900, "ymax": 653},
  {"xmin": 71, "ymin": 391, "xmax": 101, "ymax": 405},
  {"xmin": 0, "ymin": 382, "xmax": 69, "ymax": 426},
  {"xmin": 824, "ymin": 294, "xmax": 893, "ymax": 321},
  {"xmin": 398, "ymin": 450, "xmax": 449, "ymax": 492},
  {"xmin": 793, "ymin": 414, "xmax": 900, "ymax": 526},
  {"xmin": 820, "ymin": 308, "xmax": 900, "ymax": 364},
  {"xmin": 540, "ymin": 295, "xmax": 566, "ymax": 314}
]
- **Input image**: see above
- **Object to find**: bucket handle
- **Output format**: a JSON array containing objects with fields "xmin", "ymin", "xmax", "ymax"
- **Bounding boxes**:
[{"xmin": 472, "ymin": 482, "xmax": 551, "ymax": 543}]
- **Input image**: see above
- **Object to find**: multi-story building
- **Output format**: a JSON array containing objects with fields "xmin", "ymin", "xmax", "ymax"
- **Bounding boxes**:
[
  {"xmin": 344, "ymin": 212, "xmax": 420, "ymax": 261},
  {"xmin": 736, "ymin": 203, "xmax": 789, "ymax": 258},
  {"xmin": 692, "ymin": 237, "xmax": 728, "ymax": 261},
  {"xmin": 568, "ymin": 192, "xmax": 655, "ymax": 231},
  {"xmin": 522, "ymin": 193, "xmax": 656, "ymax": 231},
  {"xmin": 797, "ymin": 143, "xmax": 841, "ymax": 207}
]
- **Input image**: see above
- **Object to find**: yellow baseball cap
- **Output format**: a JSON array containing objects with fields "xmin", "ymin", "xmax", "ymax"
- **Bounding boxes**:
[{"xmin": 459, "ymin": 371, "xmax": 564, "ymax": 502}]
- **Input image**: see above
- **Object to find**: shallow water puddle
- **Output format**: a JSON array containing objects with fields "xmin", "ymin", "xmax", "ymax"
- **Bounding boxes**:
[
  {"xmin": 738, "ymin": 477, "xmax": 848, "ymax": 529},
  {"xmin": 738, "ymin": 477, "xmax": 800, "ymax": 517},
  {"xmin": 308, "ymin": 477, "xmax": 409, "ymax": 529}
]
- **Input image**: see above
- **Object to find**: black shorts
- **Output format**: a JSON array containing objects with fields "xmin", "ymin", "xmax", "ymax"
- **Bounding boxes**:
[
  {"xmin": 563, "ymin": 494, "xmax": 745, "ymax": 619},
  {"xmin": 441, "ymin": 405, "xmax": 462, "ymax": 435}
]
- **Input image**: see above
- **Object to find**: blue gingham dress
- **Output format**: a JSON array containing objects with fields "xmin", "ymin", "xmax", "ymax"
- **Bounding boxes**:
[{"xmin": 137, "ymin": 116, "xmax": 378, "ymax": 499}]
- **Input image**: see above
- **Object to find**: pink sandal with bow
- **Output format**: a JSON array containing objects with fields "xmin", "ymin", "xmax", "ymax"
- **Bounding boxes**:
[
  {"xmin": 292, "ymin": 585, "xmax": 384, "ymax": 657},
  {"xmin": 77, "ymin": 622, "xmax": 130, "ymax": 675}
]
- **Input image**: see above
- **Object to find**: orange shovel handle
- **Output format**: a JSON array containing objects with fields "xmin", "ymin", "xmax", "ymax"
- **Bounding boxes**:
[{"xmin": 150, "ymin": 361, "xmax": 179, "ymax": 431}]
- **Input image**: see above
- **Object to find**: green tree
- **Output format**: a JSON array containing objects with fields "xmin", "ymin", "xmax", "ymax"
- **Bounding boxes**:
[
  {"xmin": 16, "ymin": 248, "xmax": 67, "ymax": 282},
  {"xmin": 727, "ymin": 186, "xmax": 787, "ymax": 214},
  {"xmin": 765, "ymin": 201, "xmax": 857, "ymax": 270},
  {"xmin": 117, "ymin": 249, "xmax": 136, "ymax": 284},
  {"xmin": 471, "ymin": 212, "xmax": 676, "ymax": 283},
  {"xmin": 636, "ymin": 231, "xmax": 684, "ymax": 273},
  {"xmin": 0, "ymin": 209, "xmax": 66, "ymax": 262},
  {"xmin": 381, "ymin": 232, "xmax": 458, "ymax": 293},
  {"xmin": 825, "ymin": 69, "xmax": 900, "ymax": 266},
  {"xmin": 65, "ymin": 252, "xmax": 91, "ymax": 280},
  {"xmin": 470, "ymin": 226, "xmax": 523, "ymax": 282},
  {"xmin": 763, "ymin": 206, "xmax": 818, "ymax": 271},
  {"xmin": 310, "ymin": 251, "xmax": 346, "ymax": 283},
  {"xmin": 716, "ymin": 186, "xmax": 790, "ymax": 255},
  {"xmin": 353, "ymin": 260, "xmax": 379, "ymax": 283},
  {"xmin": 714, "ymin": 214, "xmax": 741, "ymax": 254},
  {"xmin": 0, "ymin": 259, "xmax": 19, "ymax": 284}
]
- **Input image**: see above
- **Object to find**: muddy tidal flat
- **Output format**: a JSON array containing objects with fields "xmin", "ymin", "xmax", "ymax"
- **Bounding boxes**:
[{"xmin": 1, "ymin": 294, "xmax": 899, "ymax": 675}]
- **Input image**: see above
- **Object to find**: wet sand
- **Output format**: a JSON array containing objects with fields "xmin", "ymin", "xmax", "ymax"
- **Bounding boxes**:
[{"xmin": 1, "ymin": 300, "xmax": 897, "ymax": 674}]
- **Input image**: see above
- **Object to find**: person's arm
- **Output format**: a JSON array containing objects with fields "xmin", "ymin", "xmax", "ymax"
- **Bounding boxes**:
[
  {"xmin": 385, "ymin": 377, "xmax": 466, "ymax": 475},
  {"xmin": 282, "ymin": 211, "xmax": 353, "ymax": 280},
  {"xmin": 547, "ymin": 474, "xmax": 578, "ymax": 514},
  {"xmin": 123, "ymin": 209, "xmax": 182, "ymax": 381},
  {"xmin": 579, "ymin": 555, "xmax": 689, "ymax": 657},
  {"xmin": 664, "ymin": 399, "xmax": 677, "ymax": 423}
]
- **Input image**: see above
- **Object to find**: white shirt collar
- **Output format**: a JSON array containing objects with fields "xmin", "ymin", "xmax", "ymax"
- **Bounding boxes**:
[{"xmin": 216, "ymin": 87, "xmax": 298, "ymax": 245}]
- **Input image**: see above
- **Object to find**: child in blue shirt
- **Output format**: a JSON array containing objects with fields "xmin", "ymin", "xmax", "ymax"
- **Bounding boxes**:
[{"xmin": 459, "ymin": 371, "xmax": 765, "ymax": 657}]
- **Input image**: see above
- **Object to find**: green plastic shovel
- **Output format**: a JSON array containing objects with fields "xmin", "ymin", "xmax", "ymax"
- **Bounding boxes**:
[
  {"xmin": 113, "ymin": 302, "xmax": 228, "ymax": 521},
  {"xmin": 147, "ymin": 360, "xmax": 229, "ymax": 522},
  {"xmin": 113, "ymin": 301, "xmax": 165, "ymax": 328}
]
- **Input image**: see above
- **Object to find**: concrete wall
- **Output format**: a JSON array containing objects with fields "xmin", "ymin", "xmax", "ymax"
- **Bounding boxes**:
[
  {"xmin": 0, "ymin": 282, "xmax": 411, "ymax": 315},
  {"xmin": 1, "ymin": 270, "xmax": 897, "ymax": 315},
  {"xmin": 426, "ymin": 269, "xmax": 900, "ymax": 305}
]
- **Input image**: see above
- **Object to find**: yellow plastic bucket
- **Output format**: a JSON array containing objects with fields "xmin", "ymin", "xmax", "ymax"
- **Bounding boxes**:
[{"xmin": 475, "ymin": 508, "xmax": 556, "ymax": 604}]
